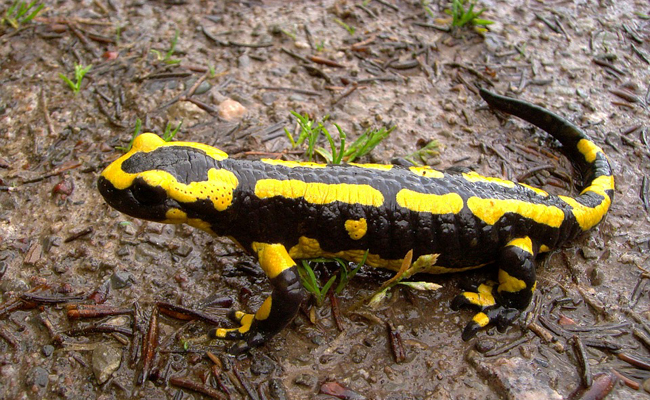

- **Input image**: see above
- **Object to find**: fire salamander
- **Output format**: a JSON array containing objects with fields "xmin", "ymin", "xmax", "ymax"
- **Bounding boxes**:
[{"xmin": 98, "ymin": 89, "xmax": 614, "ymax": 354}]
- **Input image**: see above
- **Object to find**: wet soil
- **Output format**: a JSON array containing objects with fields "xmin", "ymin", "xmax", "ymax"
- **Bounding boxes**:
[{"xmin": 1, "ymin": 0, "xmax": 650, "ymax": 399}]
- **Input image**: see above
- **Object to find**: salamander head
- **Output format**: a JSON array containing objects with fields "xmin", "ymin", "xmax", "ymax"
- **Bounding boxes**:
[{"xmin": 98, "ymin": 133, "xmax": 237, "ymax": 231}]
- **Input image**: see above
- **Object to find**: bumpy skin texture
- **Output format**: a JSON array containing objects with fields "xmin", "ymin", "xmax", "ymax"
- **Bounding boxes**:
[{"xmin": 97, "ymin": 89, "xmax": 614, "ymax": 352}]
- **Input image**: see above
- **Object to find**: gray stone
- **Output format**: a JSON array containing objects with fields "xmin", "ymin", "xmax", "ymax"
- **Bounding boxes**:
[{"xmin": 92, "ymin": 344, "xmax": 122, "ymax": 384}]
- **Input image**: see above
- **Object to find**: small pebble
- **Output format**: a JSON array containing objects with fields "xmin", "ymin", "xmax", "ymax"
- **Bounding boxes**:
[{"xmin": 218, "ymin": 99, "xmax": 247, "ymax": 121}]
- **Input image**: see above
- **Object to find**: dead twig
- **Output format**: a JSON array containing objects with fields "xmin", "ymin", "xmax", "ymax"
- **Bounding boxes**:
[
  {"xmin": 169, "ymin": 376, "xmax": 227, "ymax": 400},
  {"xmin": 21, "ymin": 161, "xmax": 82, "ymax": 184},
  {"xmin": 571, "ymin": 335, "xmax": 592, "ymax": 387},
  {"xmin": 138, "ymin": 306, "xmax": 159, "ymax": 385},
  {"xmin": 40, "ymin": 89, "xmax": 55, "ymax": 136}
]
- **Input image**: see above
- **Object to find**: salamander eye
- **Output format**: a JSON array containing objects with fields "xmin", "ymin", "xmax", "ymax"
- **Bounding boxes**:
[{"xmin": 131, "ymin": 178, "xmax": 167, "ymax": 205}]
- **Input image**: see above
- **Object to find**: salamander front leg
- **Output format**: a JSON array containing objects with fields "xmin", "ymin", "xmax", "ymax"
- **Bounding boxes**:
[
  {"xmin": 451, "ymin": 237, "xmax": 537, "ymax": 340},
  {"xmin": 210, "ymin": 243, "xmax": 306, "ymax": 354}
]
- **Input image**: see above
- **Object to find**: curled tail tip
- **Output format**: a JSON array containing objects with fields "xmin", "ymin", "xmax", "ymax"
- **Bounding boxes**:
[{"xmin": 477, "ymin": 88, "xmax": 615, "ymax": 231}]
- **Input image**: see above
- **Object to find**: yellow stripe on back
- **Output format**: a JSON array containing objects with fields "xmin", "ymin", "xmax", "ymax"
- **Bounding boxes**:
[
  {"xmin": 467, "ymin": 197, "xmax": 565, "ymax": 227},
  {"xmin": 396, "ymin": 190, "xmax": 464, "ymax": 214},
  {"xmin": 349, "ymin": 162, "xmax": 394, "ymax": 171},
  {"xmin": 408, "ymin": 166, "xmax": 445, "ymax": 179},
  {"xmin": 254, "ymin": 179, "xmax": 385, "ymax": 207},
  {"xmin": 462, "ymin": 171, "xmax": 515, "ymax": 188}
]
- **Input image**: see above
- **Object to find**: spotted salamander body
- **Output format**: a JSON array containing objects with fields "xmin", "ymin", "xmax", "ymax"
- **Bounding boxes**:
[{"xmin": 98, "ymin": 89, "xmax": 614, "ymax": 353}]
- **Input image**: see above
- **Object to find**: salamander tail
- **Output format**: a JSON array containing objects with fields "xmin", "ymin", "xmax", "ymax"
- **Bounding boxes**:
[{"xmin": 479, "ymin": 88, "xmax": 614, "ymax": 231}]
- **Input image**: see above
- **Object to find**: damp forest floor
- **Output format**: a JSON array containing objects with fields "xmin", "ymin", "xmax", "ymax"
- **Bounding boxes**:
[{"xmin": 1, "ymin": 1, "xmax": 650, "ymax": 399}]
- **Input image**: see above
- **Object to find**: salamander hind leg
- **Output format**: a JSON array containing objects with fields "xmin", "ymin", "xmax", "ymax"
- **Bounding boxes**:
[
  {"xmin": 210, "ymin": 243, "xmax": 305, "ymax": 354},
  {"xmin": 451, "ymin": 237, "xmax": 537, "ymax": 340}
]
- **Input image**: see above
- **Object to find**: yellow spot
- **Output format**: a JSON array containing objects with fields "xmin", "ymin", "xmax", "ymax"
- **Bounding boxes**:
[
  {"xmin": 459, "ymin": 284, "xmax": 497, "ymax": 307},
  {"xmin": 214, "ymin": 328, "xmax": 228, "ymax": 337},
  {"xmin": 349, "ymin": 162, "xmax": 394, "ymax": 171},
  {"xmin": 255, "ymin": 296, "xmax": 273, "ymax": 321},
  {"xmin": 260, "ymin": 159, "xmax": 326, "ymax": 168},
  {"xmin": 463, "ymin": 171, "xmax": 515, "ymax": 188},
  {"xmin": 344, "ymin": 218, "xmax": 368, "ymax": 240},
  {"xmin": 467, "ymin": 197, "xmax": 565, "ymax": 228},
  {"xmin": 237, "ymin": 314, "xmax": 255, "ymax": 333},
  {"xmin": 396, "ymin": 190, "xmax": 464, "ymax": 214},
  {"xmin": 507, "ymin": 237, "xmax": 534, "ymax": 255},
  {"xmin": 577, "ymin": 139, "xmax": 604, "ymax": 163},
  {"xmin": 473, "ymin": 312, "xmax": 490, "ymax": 328},
  {"xmin": 213, "ymin": 312, "xmax": 255, "ymax": 337},
  {"xmin": 477, "ymin": 283, "xmax": 494, "ymax": 297},
  {"xmin": 255, "ymin": 179, "xmax": 384, "ymax": 207},
  {"xmin": 251, "ymin": 242, "xmax": 296, "ymax": 279},
  {"xmin": 408, "ymin": 166, "xmax": 445, "ymax": 179},
  {"xmin": 164, "ymin": 208, "xmax": 187, "ymax": 223},
  {"xmin": 497, "ymin": 269, "xmax": 527, "ymax": 293},
  {"xmin": 539, "ymin": 245, "xmax": 551, "ymax": 253}
]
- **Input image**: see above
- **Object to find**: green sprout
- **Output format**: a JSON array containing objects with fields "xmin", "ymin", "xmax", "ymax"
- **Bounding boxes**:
[
  {"xmin": 298, "ymin": 260, "xmax": 337, "ymax": 307},
  {"xmin": 284, "ymin": 111, "xmax": 324, "ymax": 162},
  {"xmin": 280, "ymin": 28, "xmax": 296, "ymax": 41},
  {"xmin": 403, "ymin": 140, "xmax": 440, "ymax": 165},
  {"xmin": 336, "ymin": 125, "xmax": 395, "ymax": 163},
  {"xmin": 297, "ymin": 251, "xmax": 367, "ymax": 307},
  {"xmin": 59, "ymin": 63, "xmax": 92, "ymax": 95},
  {"xmin": 334, "ymin": 253, "xmax": 365, "ymax": 295},
  {"xmin": 333, "ymin": 18, "xmax": 355, "ymax": 35},
  {"xmin": 116, "ymin": 119, "xmax": 180, "ymax": 152},
  {"xmin": 421, "ymin": 0, "xmax": 435, "ymax": 19},
  {"xmin": 285, "ymin": 111, "xmax": 395, "ymax": 164},
  {"xmin": 115, "ymin": 24, "xmax": 123, "ymax": 45},
  {"xmin": 151, "ymin": 29, "xmax": 181, "ymax": 65},
  {"xmin": 162, "ymin": 119, "xmax": 183, "ymax": 142},
  {"xmin": 445, "ymin": 0, "xmax": 494, "ymax": 30},
  {"xmin": 116, "ymin": 118, "xmax": 142, "ymax": 152},
  {"xmin": 1, "ymin": 0, "xmax": 43, "ymax": 29}
]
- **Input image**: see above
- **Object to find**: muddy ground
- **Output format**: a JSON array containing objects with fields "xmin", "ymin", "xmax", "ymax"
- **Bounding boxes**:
[{"xmin": 1, "ymin": 0, "xmax": 650, "ymax": 399}]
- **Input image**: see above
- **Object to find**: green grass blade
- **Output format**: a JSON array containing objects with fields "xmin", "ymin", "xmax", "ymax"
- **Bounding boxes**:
[
  {"xmin": 22, "ymin": 3, "xmax": 43, "ymax": 23},
  {"xmin": 58, "ymin": 73, "xmax": 76, "ymax": 92}
]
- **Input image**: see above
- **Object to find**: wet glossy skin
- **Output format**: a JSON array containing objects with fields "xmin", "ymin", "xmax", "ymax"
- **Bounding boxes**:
[{"xmin": 98, "ymin": 89, "xmax": 614, "ymax": 352}]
